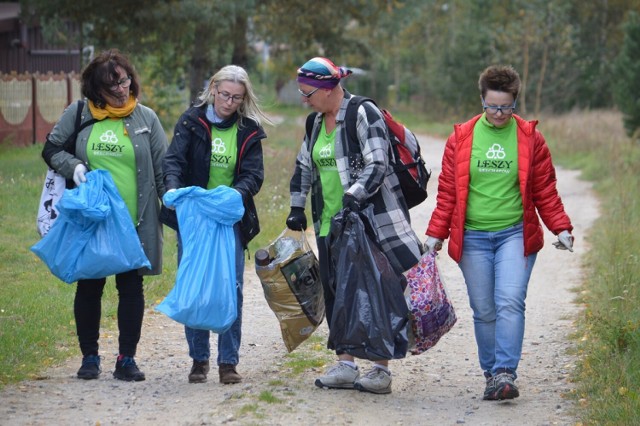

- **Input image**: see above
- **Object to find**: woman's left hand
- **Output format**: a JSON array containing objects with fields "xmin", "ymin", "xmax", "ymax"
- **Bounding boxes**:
[{"xmin": 553, "ymin": 230, "xmax": 574, "ymax": 252}]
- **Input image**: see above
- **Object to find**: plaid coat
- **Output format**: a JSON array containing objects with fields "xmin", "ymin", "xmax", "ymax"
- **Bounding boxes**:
[{"xmin": 290, "ymin": 90, "xmax": 422, "ymax": 274}]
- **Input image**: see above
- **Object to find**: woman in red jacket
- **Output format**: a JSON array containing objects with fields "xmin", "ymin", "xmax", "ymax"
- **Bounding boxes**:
[{"xmin": 425, "ymin": 65, "xmax": 574, "ymax": 401}]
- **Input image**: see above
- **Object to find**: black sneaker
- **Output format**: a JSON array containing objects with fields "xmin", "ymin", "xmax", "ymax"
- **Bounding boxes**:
[
  {"xmin": 113, "ymin": 356, "xmax": 146, "ymax": 382},
  {"xmin": 188, "ymin": 360, "xmax": 210, "ymax": 383},
  {"xmin": 482, "ymin": 372, "xmax": 496, "ymax": 400},
  {"xmin": 77, "ymin": 354, "xmax": 101, "ymax": 380},
  {"xmin": 485, "ymin": 370, "xmax": 519, "ymax": 400}
]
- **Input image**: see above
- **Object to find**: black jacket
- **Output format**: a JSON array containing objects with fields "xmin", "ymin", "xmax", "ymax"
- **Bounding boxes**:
[{"xmin": 160, "ymin": 104, "xmax": 266, "ymax": 247}]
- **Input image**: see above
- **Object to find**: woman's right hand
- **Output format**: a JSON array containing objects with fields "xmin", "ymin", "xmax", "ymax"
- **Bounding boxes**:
[
  {"xmin": 425, "ymin": 236, "xmax": 443, "ymax": 253},
  {"xmin": 73, "ymin": 164, "xmax": 88, "ymax": 186},
  {"xmin": 286, "ymin": 207, "xmax": 307, "ymax": 231}
]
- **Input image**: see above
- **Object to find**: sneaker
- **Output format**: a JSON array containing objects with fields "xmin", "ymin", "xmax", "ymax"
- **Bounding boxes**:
[
  {"xmin": 483, "ymin": 372, "xmax": 496, "ymax": 400},
  {"xmin": 188, "ymin": 360, "xmax": 210, "ymax": 383},
  {"xmin": 315, "ymin": 362, "xmax": 359, "ymax": 390},
  {"xmin": 484, "ymin": 371, "xmax": 519, "ymax": 400},
  {"xmin": 354, "ymin": 367, "xmax": 392, "ymax": 394},
  {"xmin": 219, "ymin": 364, "xmax": 242, "ymax": 384},
  {"xmin": 113, "ymin": 356, "xmax": 146, "ymax": 382},
  {"xmin": 77, "ymin": 354, "xmax": 101, "ymax": 380}
]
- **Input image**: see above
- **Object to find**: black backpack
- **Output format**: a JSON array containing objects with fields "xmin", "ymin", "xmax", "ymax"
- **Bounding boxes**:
[{"xmin": 305, "ymin": 96, "xmax": 430, "ymax": 209}]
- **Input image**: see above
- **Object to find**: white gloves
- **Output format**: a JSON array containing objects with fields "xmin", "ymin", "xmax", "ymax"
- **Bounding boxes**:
[
  {"xmin": 73, "ymin": 164, "xmax": 88, "ymax": 186},
  {"xmin": 163, "ymin": 188, "xmax": 177, "ymax": 210},
  {"xmin": 425, "ymin": 236, "xmax": 443, "ymax": 253},
  {"xmin": 553, "ymin": 230, "xmax": 574, "ymax": 252}
]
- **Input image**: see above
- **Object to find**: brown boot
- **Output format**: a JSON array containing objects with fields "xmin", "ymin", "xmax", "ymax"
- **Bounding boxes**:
[
  {"xmin": 219, "ymin": 363, "xmax": 242, "ymax": 384},
  {"xmin": 188, "ymin": 360, "xmax": 209, "ymax": 383}
]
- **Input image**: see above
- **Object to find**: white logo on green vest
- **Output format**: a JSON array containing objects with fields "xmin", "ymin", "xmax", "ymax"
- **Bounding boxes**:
[
  {"xmin": 486, "ymin": 143, "xmax": 505, "ymax": 159},
  {"xmin": 212, "ymin": 137, "xmax": 226, "ymax": 154},
  {"xmin": 100, "ymin": 130, "xmax": 118, "ymax": 144}
]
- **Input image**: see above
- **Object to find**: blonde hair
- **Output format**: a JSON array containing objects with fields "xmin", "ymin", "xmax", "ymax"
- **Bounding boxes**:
[{"xmin": 196, "ymin": 65, "xmax": 273, "ymax": 127}]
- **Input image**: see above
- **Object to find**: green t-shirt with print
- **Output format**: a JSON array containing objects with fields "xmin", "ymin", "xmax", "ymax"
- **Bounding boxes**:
[
  {"xmin": 313, "ymin": 119, "xmax": 342, "ymax": 237},
  {"xmin": 86, "ymin": 119, "xmax": 138, "ymax": 224},
  {"xmin": 207, "ymin": 124, "xmax": 238, "ymax": 189},
  {"xmin": 466, "ymin": 115, "xmax": 523, "ymax": 231}
]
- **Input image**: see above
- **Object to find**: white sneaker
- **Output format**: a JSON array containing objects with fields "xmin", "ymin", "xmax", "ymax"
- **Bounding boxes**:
[
  {"xmin": 314, "ymin": 362, "xmax": 359, "ymax": 389},
  {"xmin": 354, "ymin": 367, "xmax": 392, "ymax": 394}
]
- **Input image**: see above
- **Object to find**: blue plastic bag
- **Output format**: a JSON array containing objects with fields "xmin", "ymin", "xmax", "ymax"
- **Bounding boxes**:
[
  {"xmin": 156, "ymin": 186, "xmax": 244, "ymax": 332},
  {"xmin": 30, "ymin": 169, "xmax": 151, "ymax": 284}
]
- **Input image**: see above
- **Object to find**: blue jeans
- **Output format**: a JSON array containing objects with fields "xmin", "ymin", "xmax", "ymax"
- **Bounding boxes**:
[
  {"xmin": 457, "ymin": 223, "xmax": 536, "ymax": 377},
  {"xmin": 178, "ymin": 224, "xmax": 245, "ymax": 366}
]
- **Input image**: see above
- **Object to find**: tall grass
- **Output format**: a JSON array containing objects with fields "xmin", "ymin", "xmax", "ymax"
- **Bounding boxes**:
[{"xmin": 540, "ymin": 110, "xmax": 640, "ymax": 424}]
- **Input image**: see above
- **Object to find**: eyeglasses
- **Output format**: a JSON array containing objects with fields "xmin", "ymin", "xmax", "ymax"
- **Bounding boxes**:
[
  {"xmin": 109, "ymin": 76, "xmax": 131, "ymax": 91},
  {"xmin": 482, "ymin": 98, "xmax": 516, "ymax": 115},
  {"xmin": 298, "ymin": 87, "xmax": 320, "ymax": 98},
  {"xmin": 216, "ymin": 90, "xmax": 244, "ymax": 104}
]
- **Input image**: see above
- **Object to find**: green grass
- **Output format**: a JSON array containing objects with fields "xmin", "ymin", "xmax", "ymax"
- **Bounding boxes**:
[
  {"xmin": 0, "ymin": 144, "xmax": 80, "ymax": 383},
  {"xmin": 281, "ymin": 334, "xmax": 333, "ymax": 376},
  {"xmin": 540, "ymin": 110, "xmax": 640, "ymax": 424}
]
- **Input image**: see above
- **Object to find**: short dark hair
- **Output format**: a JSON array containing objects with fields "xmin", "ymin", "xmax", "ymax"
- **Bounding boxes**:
[
  {"xmin": 81, "ymin": 49, "xmax": 139, "ymax": 108},
  {"xmin": 478, "ymin": 65, "xmax": 521, "ymax": 100}
]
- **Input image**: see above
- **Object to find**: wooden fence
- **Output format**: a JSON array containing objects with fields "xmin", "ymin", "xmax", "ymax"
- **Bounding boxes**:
[{"xmin": 0, "ymin": 71, "xmax": 81, "ymax": 147}]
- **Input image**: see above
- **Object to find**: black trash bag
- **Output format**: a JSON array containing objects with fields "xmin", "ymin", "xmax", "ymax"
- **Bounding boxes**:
[{"xmin": 327, "ymin": 204, "xmax": 409, "ymax": 361}]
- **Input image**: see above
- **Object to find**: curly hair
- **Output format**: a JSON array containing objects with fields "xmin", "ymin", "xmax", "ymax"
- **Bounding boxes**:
[
  {"xmin": 81, "ymin": 49, "xmax": 139, "ymax": 108},
  {"xmin": 478, "ymin": 65, "xmax": 521, "ymax": 100}
]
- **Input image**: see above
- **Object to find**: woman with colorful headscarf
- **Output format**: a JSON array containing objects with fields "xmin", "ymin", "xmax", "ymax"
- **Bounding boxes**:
[{"xmin": 286, "ymin": 57, "xmax": 422, "ymax": 394}]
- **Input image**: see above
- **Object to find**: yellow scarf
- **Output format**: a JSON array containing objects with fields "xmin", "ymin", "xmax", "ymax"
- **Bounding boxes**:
[{"xmin": 88, "ymin": 96, "xmax": 137, "ymax": 120}]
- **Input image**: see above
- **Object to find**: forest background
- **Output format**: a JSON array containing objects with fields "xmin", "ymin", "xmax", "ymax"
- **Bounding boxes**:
[
  {"xmin": 2, "ymin": 1, "xmax": 640, "ymax": 425},
  {"xmin": 17, "ymin": 0, "xmax": 640, "ymax": 136}
]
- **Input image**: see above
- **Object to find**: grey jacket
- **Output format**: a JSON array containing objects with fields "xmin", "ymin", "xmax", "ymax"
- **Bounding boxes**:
[{"xmin": 46, "ymin": 100, "xmax": 168, "ymax": 276}]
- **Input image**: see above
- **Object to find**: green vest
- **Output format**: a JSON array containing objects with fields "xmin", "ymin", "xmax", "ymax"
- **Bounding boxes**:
[
  {"xmin": 86, "ymin": 119, "xmax": 137, "ymax": 224},
  {"xmin": 207, "ymin": 124, "xmax": 238, "ymax": 189},
  {"xmin": 466, "ymin": 115, "xmax": 522, "ymax": 231},
  {"xmin": 313, "ymin": 119, "xmax": 342, "ymax": 237}
]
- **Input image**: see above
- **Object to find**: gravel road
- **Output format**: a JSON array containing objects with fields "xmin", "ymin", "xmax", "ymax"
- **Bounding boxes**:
[{"xmin": 0, "ymin": 134, "xmax": 598, "ymax": 426}]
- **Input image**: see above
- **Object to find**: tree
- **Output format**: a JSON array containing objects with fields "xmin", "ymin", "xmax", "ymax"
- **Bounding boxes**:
[
  {"xmin": 613, "ymin": 11, "xmax": 640, "ymax": 139},
  {"xmin": 19, "ymin": 0, "xmax": 256, "ymax": 101}
]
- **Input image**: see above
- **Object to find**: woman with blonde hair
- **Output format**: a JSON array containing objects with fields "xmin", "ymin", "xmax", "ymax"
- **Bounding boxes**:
[{"xmin": 161, "ymin": 65, "xmax": 272, "ymax": 384}]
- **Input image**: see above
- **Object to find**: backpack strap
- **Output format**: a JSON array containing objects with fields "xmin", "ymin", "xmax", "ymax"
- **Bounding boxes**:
[
  {"xmin": 42, "ymin": 100, "xmax": 100, "ymax": 168},
  {"xmin": 344, "ymin": 95, "xmax": 378, "ymax": 148},
  {"xmin": 305, "ymin": 111, "xmax": 318, "ymax": 142}
]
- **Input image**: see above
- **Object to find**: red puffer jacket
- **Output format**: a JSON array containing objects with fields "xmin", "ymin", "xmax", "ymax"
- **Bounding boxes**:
[{"xmin": 426, "ymin": 114, "xmax": 573, "ymax": 263}]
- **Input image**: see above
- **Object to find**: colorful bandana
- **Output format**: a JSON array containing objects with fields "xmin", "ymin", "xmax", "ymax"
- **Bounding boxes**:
[{"xmin": 296, "ymin": 57, "xmax": 353, "ymax": 89}]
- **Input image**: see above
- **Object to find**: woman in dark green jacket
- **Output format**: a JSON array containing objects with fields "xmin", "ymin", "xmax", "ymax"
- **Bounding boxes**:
[{"xmin": 43, "ymin": 49, "xmax": 168, "ymax": 382}]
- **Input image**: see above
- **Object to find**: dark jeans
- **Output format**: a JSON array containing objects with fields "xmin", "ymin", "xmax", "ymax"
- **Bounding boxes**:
[{"xmin": 74, "ymin": 269, "xmax": 144, "ymax": 357}]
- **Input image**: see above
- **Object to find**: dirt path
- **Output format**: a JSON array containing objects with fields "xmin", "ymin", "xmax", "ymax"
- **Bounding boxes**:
[{"xmin": 1, "ymin": 135, "xmax": 598, "ymax": 426}]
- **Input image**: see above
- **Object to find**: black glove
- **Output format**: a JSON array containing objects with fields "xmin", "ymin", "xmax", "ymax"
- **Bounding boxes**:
[
  {"xmin": 342, "ymin": 193, "xmax": 360, "ymax": 212},
  {"xmin": 286, "ymin": 207, "xmax": 307, "ymax": 231}
]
